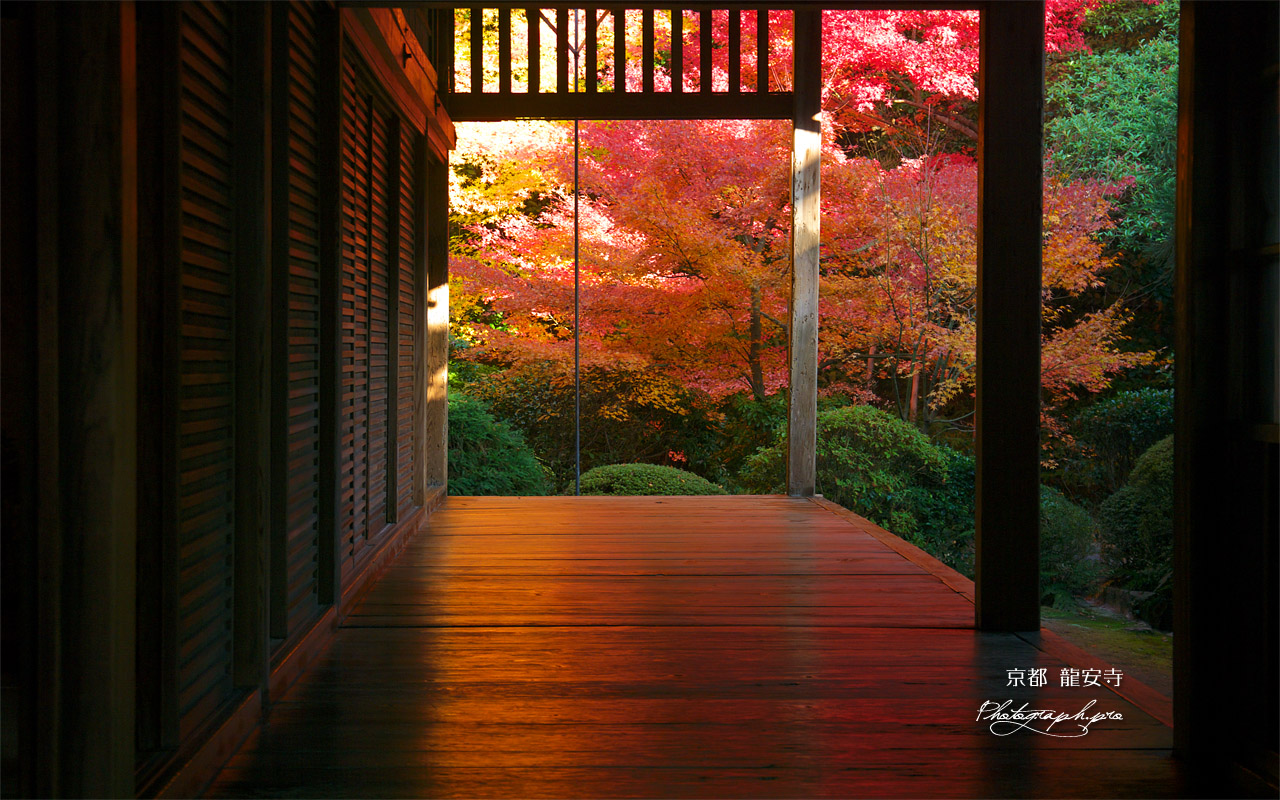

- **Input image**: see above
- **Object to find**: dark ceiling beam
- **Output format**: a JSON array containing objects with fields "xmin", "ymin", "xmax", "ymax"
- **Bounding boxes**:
[
  {"xmin": 446, "ymin": 90, "xmax": 793, "ymax": 120},
  {"xmin": 378, "ymin": 2, "xmax": 985, "ymax": 11}
]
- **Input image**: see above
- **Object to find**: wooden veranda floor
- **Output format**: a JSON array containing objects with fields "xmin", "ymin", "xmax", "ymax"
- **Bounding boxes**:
[{"xmin": 207, "ymin": 496, "xmax": 1186, "ymax": 798}]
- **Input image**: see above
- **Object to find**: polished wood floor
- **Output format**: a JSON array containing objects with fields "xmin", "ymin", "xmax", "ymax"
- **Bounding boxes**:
[{"xmin": 207, "ymin": 496, "xmax": 1185, "ymax": 798}]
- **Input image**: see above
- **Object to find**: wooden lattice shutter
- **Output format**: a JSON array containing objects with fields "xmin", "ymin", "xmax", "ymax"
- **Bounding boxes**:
[
  {"xmin": 272, "ymin": 0, "xmax": 323, "ymax": 640},
  {"xmin": 339, "ymin": 56, "xmax": 371, "ymax": 578},
  {"xmin": 396, "ymin": 130, "xmax": 417, "ymax": 519},
  {"xmin": 175, "ymin": 0, "xmax": 237, "ymax": 742},
  {"xmin": 366, "ymin": 102, "xmax": 392, "ymax": 538}
]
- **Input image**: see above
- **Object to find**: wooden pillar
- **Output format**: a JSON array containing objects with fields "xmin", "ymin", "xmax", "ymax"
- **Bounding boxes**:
[
  {"xmin": 973, "ymin": 1, "xmax": 1043, "ymax": 632},
  {"xmin": 268, "ymin": 0, "xmax": 291, "ymax": 643},
  {"xmin": 232, "ymin": 2, "xmax": 272, "ymax": 691},
  {"xmin": 423, "ymin": 155, "xmax": 451, "ymax": 493},
  {"xmin": 786, "ymin": 8, "xmax": 820, "ymax": 497},
  {"xmin": 1174, "ymin": 2, "xmax": 1279, "ymax": 788},
  {"xmin": 33, "ymin": 3, "xmax": 138, "ymax": 795}
]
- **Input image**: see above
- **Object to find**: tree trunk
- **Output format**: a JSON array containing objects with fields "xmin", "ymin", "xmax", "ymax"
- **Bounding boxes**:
[
  {"xmin": 908, "ymin": 364, "xmax": 920, "ymax": 424},
  {"xmin": 749, "ymin": 280, "xmax": 766, "ymax": 401}
]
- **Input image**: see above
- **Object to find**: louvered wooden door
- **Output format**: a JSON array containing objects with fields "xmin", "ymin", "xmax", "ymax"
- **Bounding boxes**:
[
  {"xmin": 395, "ymin": 130, "xmax": 417, "ymax": 520},
  {"xmin": 338, "ymin": 49, "xmax": 421, "ymax": 583},
  {"xmin": 366, "ymin": 102, "xmax": 393, "ymax": 539},
  {"xmin": 271, "ymin": 0, "xmax": 324, "ymax": 644},
  {"xmin": 175, "ymin": 0, "xmax": 238, "ymax": 742},
  {"xmin": 340, "ymin": 58, "xmax": 371, "ymax": 578}
]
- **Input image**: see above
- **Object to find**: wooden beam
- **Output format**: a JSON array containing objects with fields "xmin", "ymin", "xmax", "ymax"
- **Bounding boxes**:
[
  {"xmin": 33, "ymin": 3, "xmax": 138, "ymax": 795},
  {"xmin": 614, "ymin": 9, "xmax": 625, "ymax": 93},
  {"xmin": 268, "ymin": 1, "xmax": 292, "ymax": 641},
  {"xmin": 728, "ymin": 9, "xmax": 740, "ymax": 93},
  {"xmin": 1174, "ymin": 2, "xmax": 1280, "ymax": 786},
  {"xmin": 641, "ymin": 8, "xmax": 654, "ymax": 93},
  {"xmin": 414, "ymin": 136, "xmax": 430, "ymax": 503},
  {"xmin": 756, "ymin": 7, "xmax": 768, "ymax": 92},
  {"xmin": 973, "ymin": 1, "xmax": 1043, "ymax": 633},
  {"xmin": 698, "ymin": 9, "xmax": 711, "ymax": 92},
  {"xmin": 585, "ymin": 6, "xmax": 597, "ymax": 92},
  {"xmin": 469, "ymin": 5, "xmax": 482, "ymax": 91},
  {"xmin": 786, "ymin": 8, "xmax": 819, "ymax": 498},
  {"xmin": 409, "ymin": 1, "xmax": 985, "ymax": 9},
  {"xmin": 556, "ymin": 9, "xmax": 568, "ymax": 93},
  {"xmin": 425, "ymin": 154, "xmax": 450, "ymax": 492},
  {"xmin": 671, "ymin": 8, "xmax": 683, "ymax": 93},
  {"xmin": 442, "ymin": 6, "xmax": 455, "ymax": 92},
  {"xmin": 498, "ymin": 8, "xmax": 512, "ymax": 93},
  {"xmin": 232, "ymin": 0, "xmax": 272, "ymax": 691},
  {"xmin": 341, "ymin": 8, "xmax": 432, "ymax": 134},
  {"xmin": 447, "ymin": 90, "xmax": 792, "ymax": 120},
  {"xmin": 527, "ymin": 7, "xmax": 539, "ymax": 93}
]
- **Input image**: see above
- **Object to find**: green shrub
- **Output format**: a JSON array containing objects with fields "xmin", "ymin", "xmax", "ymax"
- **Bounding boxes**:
[
  {"xmin": 896, "ymin": 448, "xmax": 976, "ymax": 576},
  {"xmin": 1039, "ymin": 486, "xmax": 1101, "ymax": 607},
  {"xmin": 447, "ymin": 393, "xmax": 550, "ymax": 496},
  {"xmin": 709, "ymin": 392, "xmax": 789, "ymax": 492},
  {"xmin": 578, "ymin": 463, "xmax": 726, "ymax": 496},
  {"xmin": 739, "ymin": 405, "xmax": 981, "ymax": 571},
  {"xmin": 1098, "ymin": 434, "xmax": 1173, "ymax": 595},
  {"xmin": 468, "ymin": 361, "xmax": 719, "ymax": 491},
  {"xmin": 1070, "ymin": 388, "xmax": 1174, "ymax": 494}
]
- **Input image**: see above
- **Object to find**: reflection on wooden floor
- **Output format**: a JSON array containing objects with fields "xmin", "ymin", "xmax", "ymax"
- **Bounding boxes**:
[{"xmin": 207, "ymin": 496, "xmax": 1185, "ymax": 798}]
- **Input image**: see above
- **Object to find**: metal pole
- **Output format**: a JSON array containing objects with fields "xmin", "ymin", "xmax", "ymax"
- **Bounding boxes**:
[{"xmin": 573, "ymin": 11, "xmax": 582, "ymax": 495}]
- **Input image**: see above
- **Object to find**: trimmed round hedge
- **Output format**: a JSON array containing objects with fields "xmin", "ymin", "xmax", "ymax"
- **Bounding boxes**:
[
  {"xmin": 1098, "ymin": 434, "xmax": 1173, "ymax": 590},
  {"xmin": 578, "ymin": 463, "xmax": 726, "ymax": 496}
]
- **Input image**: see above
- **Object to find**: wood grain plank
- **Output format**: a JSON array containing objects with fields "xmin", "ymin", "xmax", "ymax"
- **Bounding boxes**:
[{"xmin": 204, "ymin": 497, "xmax": 1183, "ymax": 799}]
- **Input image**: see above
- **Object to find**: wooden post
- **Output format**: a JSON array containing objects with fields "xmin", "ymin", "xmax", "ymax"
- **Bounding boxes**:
[
  {"xmin": 268, "ymin": 0, "xmax": 291, "ymax": 642},
  {"xmin": 232, "ymin": 1, "xmax": 272, "ymax": 690},
  {"xmin": 556, "ymin": 9, "xmax": 568, "ymax": 95},
  {"xmin": 698, "ymin": 9, "xmax": 711, "ymax": 92},
  {"xmin": 671, "ymin": 9, "xmax": 683, "ymax": 94},
  {"xmin": 424, "ymin": 154, "xmax": 451, "ymax": 493},
  {"xmin": 132, "ymin": 0, "xmax": 181, "ymax": 758},
  {"xmin": 727, "ymin": 10, "xmax": 740, "ymax": 94},
  {"xmin": 585, "ymin": 6, "xmax": 597, "ymax": 93},
  {"xmin": 34, "ymin": 3, "xmax": 138, "ymax": 795},
  {"xmin": 1174, "ymin": 2, "xmax": 1280, "ymax": 782},
  {"xmin": 498, "ymin": 8, "xmax": 511, "ymax": 94},
  {"xmin": 527, "ymin": 7, "xmax": 539, "ymax": 94},
  {"xmin": 641, "ymin": 9, "xmax": 654, "ymax": 93},
  {"xmin": 614, "ymin": 9, "xmax": 625, "ymax": 93},
  {"xmin": 470, "ymin": 6, "xmax": 483, "ymax": 92},
  {"xmin": 786, "ymin": 8, "xmax": 820, "ymax": 497},
  {"xmin": 756, "ymin": 9, "xmax": 768, "ymax": 93},
  {"xmin": 973, "ymin": 1, "xmax": 1043, "ymax": 632}
]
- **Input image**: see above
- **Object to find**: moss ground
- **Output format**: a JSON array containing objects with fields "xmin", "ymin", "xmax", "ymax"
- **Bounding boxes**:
[{"xmin": 1041, "ymin": 601, "xmax": 1173, "ymax": 699}]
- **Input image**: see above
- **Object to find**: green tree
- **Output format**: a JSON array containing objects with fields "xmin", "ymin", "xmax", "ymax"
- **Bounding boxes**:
[
  {"xmin": 467, "ymin": 360, "xmax": 719, "ymax": 491},
  {"xmin": 1039, "ymin": 486, "xmax": 1100, "ymax": 607},
  {"xmin": 1097, "ymin": 434, "xmax": 1173, "ymax": 594},
  {"xmin": 1066, "ymin": 387, "xmax": 1174, "ymax": 497},
  {"xmin": 740, "ymin": 405, "xmax": 978, "ymax": 574},
  {"xmin": 447, "ymin": 393, "xmax": 550, "ymax": 496},
  {"xmin": 1045, "ymin": 1, "xmax": 1179, "ymax": 343}
]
